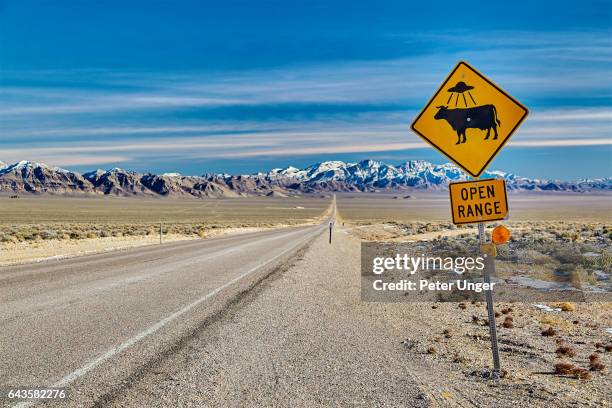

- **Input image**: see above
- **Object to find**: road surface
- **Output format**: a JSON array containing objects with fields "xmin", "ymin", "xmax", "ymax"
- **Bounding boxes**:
[{"xmin": 0, "ymin": 222, "xmax": 327, "ymax": 407}]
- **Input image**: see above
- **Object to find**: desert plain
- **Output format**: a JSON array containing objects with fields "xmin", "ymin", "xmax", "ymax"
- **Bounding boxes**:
[{"xmin": 0, "ymin": 191, "xmax": 610, "ymax": 407}]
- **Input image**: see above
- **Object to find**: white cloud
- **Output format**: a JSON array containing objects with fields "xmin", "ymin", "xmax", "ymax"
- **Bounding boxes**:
[
  {"xmin": 0, "ymin": 29, "xmax": 610, "ymax": 171},
  {"xmin": 2, "ymin": 30, "xmax": 610, "ymax": 118}
]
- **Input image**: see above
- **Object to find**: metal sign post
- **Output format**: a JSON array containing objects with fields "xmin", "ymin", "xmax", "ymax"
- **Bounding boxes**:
[
  {"xmin": 478, "ymin": 221, "xmax": 501, "ymax": 378},
  {"xmin": 410, "ymin": 61, "xmax": 528, "ymax": 379}
]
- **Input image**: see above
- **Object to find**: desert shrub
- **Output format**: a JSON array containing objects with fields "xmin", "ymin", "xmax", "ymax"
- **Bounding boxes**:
[
  {"xmin": 558, "ymin": 302, "xmax": 576, "ymax": 312},
  {"xmin": 40, "ymin": 230, "xmax": 57, "ymax": 240},
  {"xmin": 572, "ymin": 367, "xmax": 592, "ymax": 380},
  {"xmin": 551, "ymin": 248, "xmax": 582, "ymax": 264},
  {"xmin": 554, "ymin": 362, "xmax": 574, "ymax": 374},
  {"xmin": 555, "ymin": 345, "xmax": 576, "ymax": 357},
  {"xmin": 584, "ymin": 251, "xmax": 612, "ymax": 272},
  {"xmin": 517, "ymin": 249, "xmax": 552, "ymax": 265}
]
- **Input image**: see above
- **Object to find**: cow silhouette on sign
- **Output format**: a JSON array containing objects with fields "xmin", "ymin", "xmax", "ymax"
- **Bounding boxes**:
[
  {"xmin": 434, "ymin": 105, "xmax": 501, "ymax": 145},
  {"xmin": 433, "ymin": 81, "xmax": 501, "ymax": 145}
]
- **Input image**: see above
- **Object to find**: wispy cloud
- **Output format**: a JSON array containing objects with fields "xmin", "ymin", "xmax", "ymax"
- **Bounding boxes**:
[
  {"xmin": 0, "ymin": 30, "xmax": 610, "ymax": 174},
  {"xmin": 1, "ymin": 118, "xmax": 609, "ymax": 168},
  {"xmin": 2, "ymin": 31, "xmax": 611, "ymax": 118}
]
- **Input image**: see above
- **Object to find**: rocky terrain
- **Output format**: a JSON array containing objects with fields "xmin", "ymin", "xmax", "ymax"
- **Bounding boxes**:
[{"xmin": 0, "ymin": 159, "xmax": 609, "ymax": 197}]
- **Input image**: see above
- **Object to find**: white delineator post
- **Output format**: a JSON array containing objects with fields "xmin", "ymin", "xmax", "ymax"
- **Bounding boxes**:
[{"xmin": 159, "ymin": 222, "xmax": 163, "ymax": 244}]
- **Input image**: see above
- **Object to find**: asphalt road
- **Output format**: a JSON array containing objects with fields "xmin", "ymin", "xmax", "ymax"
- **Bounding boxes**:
[
  {"xmin": 0, "ymin": 222, "xmax": 327, "ymax": 407},
  {"xmin": 102, "ymin": 220, "xmax": 429, "ymax": 408}
]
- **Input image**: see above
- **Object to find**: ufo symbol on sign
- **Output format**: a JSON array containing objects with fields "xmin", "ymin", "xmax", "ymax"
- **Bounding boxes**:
[
  {"xmin": 446, "ymin": 81, "xmax": 477, "ymax": 107},
  {"xmin": 447, "ymin": 81, "xmax": 474, "ymax": 93}
]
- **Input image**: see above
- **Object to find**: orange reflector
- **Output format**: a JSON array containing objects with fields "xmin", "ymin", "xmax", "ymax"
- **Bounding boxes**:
[{"xmin": 491, "ymin": 225, "xmax": 510, "ymax": 245}]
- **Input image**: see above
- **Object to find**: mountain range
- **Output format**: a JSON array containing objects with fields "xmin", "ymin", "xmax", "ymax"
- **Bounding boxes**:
[{"xmin": 0, "ymin": 159, "xmax": 609, "ymax": 197}]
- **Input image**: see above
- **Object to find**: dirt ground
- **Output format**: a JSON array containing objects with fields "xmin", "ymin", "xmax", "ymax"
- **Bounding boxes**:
[{"xmin": 335, "ymin": 193, "xmax": 611, "ymax": 406}]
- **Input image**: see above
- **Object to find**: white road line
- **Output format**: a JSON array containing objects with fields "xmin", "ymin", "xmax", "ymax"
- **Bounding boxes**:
[
  {"xmin": 13, "ymin": 223, "xmax": 324, "ymax": 408},
  {"xmin": 2, "ymin": 226, "xmax": 313, "ymax": 320}
]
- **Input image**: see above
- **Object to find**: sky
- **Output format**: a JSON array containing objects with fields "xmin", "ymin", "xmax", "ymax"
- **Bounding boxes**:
[{"xmin": 1, "ymin": 0, "xmax": 611, "ymax": 179}]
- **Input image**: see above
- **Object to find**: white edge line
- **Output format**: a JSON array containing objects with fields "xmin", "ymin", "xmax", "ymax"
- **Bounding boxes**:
[{"xmin": 13, "ymin": 223, "xmax": 325, "ymax": 408}]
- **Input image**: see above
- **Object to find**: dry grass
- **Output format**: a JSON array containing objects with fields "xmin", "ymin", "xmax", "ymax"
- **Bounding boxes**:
[
  {"xmin": 559, "ymin": 302, "xmax": 576, "ymax": 312},
  {"xmin": 0, "ymin": 196, "xmax": 329, "ymax": 242},
  {"xmin": 0, "ymin": 196, "xmax": 331, "ymax": 265},
  {"xmin": 539, "ymin": 315, "xmax": 575, "ymax": 331},
  {"xmin": 0, "ymin": 196, "xmax": 329, "ymax": 224}
]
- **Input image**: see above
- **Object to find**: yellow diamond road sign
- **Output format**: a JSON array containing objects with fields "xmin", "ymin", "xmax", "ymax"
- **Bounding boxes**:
[{"xmin": 410, "ymin": 61, "xmax": 528, "ymax": 177}]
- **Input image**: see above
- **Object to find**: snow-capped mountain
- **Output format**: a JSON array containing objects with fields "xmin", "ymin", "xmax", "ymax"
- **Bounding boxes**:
[
  {"xmin": 0, "ymin": 160, "xmax": 94, "ymax": 194},
  {"xmin": 0, "ymin": 159, "xmax": 609, "ymax": 197}
]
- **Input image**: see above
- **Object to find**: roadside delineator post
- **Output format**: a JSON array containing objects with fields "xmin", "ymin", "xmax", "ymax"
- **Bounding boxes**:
[
  {"xmin": 160, "ymin": 222, "xmax": 163, "ymax": 244},
  {"xmin": 329, "ymin": 222, "xmax": 333, "ymax": 244},
  {"xmin": 410, "ymin": 61, "xmax": 528, "ymax": 378}
]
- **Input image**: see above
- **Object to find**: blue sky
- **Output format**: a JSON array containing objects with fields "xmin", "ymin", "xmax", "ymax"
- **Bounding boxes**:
[{"xmin": 1, "ymin": 0, "xmax": 611, "ymax": 179}]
